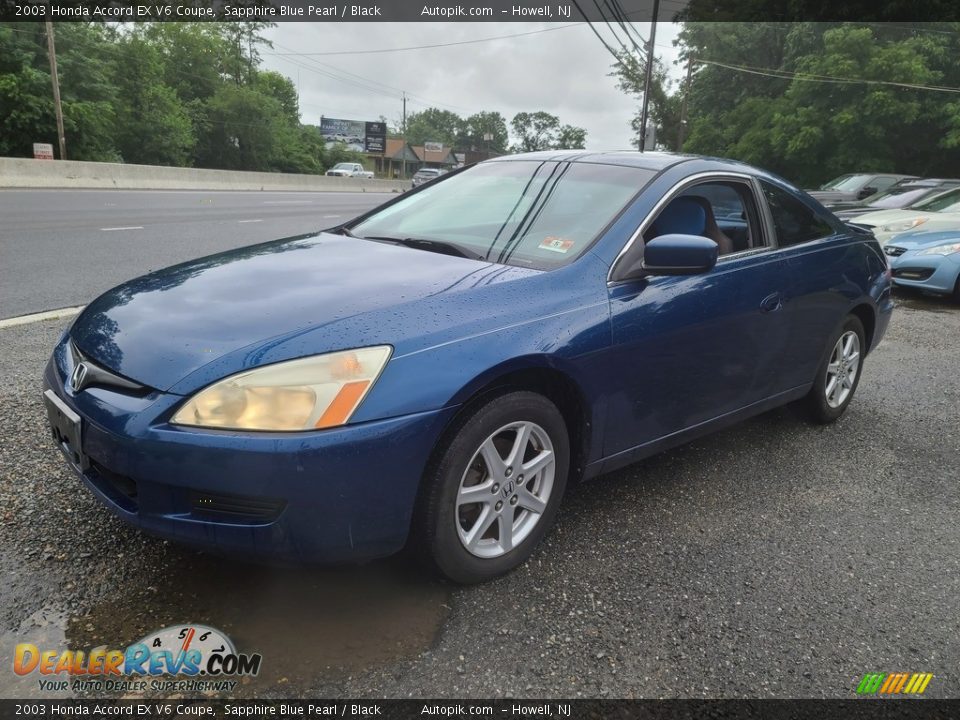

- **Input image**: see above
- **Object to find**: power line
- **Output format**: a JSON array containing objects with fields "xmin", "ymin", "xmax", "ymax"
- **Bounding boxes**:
[
  {"xmin": 695, "ymin": 57, "xmax": 960, "ymax": 94},
  {"xmin": 264, "ymin": 24, "xmax": 583, "ymax": 57},
  {"xmin": 269, "ymin": 40, "xmax": 476, "ymax": 115}
]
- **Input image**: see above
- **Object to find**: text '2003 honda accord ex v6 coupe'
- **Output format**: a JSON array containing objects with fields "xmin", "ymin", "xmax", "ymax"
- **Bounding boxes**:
[{"xmin": 44, "ymin": 152, "xmax": 893, "ymax": 583}]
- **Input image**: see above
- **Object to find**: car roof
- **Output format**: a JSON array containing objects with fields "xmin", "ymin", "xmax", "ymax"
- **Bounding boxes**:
[{"xmin": 486, "ymin": 150, "xmax": 760, "ymax": 174}]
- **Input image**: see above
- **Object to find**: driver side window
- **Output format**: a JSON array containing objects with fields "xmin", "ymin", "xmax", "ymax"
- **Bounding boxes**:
[{"xmin": 644, "ymin": 179, "xmax": 765, "ymax": 256}]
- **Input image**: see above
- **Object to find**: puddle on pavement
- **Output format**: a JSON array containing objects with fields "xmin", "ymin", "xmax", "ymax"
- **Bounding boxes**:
[{"xmin": 60, "ymin": 554, "xmax": 450, "ymax": 695}]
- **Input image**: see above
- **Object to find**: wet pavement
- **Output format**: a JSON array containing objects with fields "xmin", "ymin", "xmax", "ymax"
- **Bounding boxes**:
[{"xmin": 1, "ymin": 288, "xmax": 958, "ymax": 699}]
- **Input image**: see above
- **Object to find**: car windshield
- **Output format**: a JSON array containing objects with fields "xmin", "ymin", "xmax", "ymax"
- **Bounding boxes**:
[
  {"xmin": 351, "ymin": 160, "xmax": 653, "ymax": 269},
  {"xmin": 867, "ymin": 187, "xmax": 937, "ymax": 209},
  {"xmin": 828, "ymin": 174, "xmax": 872, "ymax": 192},
  {"xmin": 913, "ymin": 186, "xmax": 960, "ymax": 212},
  {"xmin": 820, "ymin": 174, "xmax": 854, "ymax": 190},
  {"xmin": 416, "ymin": 170, "xmax": 439, "ymax": 177},
  {"xmin": 332, "ymin": 163, "xmax": 353, "ymax": 170}
]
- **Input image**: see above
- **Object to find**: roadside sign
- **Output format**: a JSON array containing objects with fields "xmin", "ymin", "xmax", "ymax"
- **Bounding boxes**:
[
  {"xmin": 33, "ymin": 143, "xmax": 54, "ymax": 160},
  {"xmin": 424, "ymin": 141, "xmax": 443, "ymax": 152}
]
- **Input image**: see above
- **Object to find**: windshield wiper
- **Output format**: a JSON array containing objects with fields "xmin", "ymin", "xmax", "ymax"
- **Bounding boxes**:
[{"xmin": 360, "ymin": 236, "xmax": 487, "ymax": 261}]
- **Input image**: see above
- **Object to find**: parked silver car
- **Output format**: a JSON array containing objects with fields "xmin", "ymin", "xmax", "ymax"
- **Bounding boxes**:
[{"xmin": 411, "ymin": 168, "xmax": 444, "ymax": 188}]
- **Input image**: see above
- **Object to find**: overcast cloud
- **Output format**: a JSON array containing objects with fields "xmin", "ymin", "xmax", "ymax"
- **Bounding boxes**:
[{"xmin": 261, "ymin": 22, "xmax": 682, "ymax": 150}]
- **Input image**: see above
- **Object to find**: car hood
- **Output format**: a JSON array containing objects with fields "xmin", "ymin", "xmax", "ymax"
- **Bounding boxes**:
[
  {"xmin": 70, "ymin": 233, "xmax": 536, "ymax": 392},
  {"xmin": 854, "ymin": 208, "xmax": 930, "ymax": 227},
  {"xmin": 885, "ymin": 229, "xmax": 960, "ymax": 250}
]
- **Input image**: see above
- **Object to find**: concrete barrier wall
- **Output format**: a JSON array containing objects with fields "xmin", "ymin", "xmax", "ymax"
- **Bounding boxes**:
[{"xmin": 0, "ymin": 157, "xmax": 409, "ymax": 193}]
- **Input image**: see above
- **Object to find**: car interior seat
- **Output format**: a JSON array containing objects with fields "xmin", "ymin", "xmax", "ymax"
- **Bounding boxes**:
[
  {"xmin": 684, "ymin": 195, "xmax": 736, "ymax": 255},
  {"xmin": 645, "ymin": 197, "xmax": 708, "ymax": 241}
]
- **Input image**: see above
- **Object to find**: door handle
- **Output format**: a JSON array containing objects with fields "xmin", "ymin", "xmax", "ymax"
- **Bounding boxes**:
[{"xmin": 760, "ymin": 292, "xmax": 784, "ymax": 313}]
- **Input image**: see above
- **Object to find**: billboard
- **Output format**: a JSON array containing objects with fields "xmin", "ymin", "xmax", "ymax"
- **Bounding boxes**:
[{"xmin": 320, "ymin": 118, "xmax": 386, "ymax": 154}]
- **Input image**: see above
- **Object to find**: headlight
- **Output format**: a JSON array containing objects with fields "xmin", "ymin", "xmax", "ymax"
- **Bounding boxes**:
[
  {"xmin": 171, "ymin": 346, "xmax": 392, "ymax": 431},
  {"xmin": 917, "ymin": 242, "xmax": 960, "ymax": 256},
  {"xmin": 879, "ymin": 217, "xmax": 928, "ymax": 233}
]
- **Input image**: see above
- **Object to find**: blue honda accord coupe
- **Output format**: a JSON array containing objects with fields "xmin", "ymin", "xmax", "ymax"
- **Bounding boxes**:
[{"xmin": 44, "ymin": 152, "xmax": 894, "ymax": 583}]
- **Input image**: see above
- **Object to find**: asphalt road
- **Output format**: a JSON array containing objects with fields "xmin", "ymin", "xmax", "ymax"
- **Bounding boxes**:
[
  {"xmin": 0, "ymin": 189, "xmax": 393, "ymax": 319},
  {"xmin": 0, "ymin": 290, "xmax": 957, "ymax": 699}
]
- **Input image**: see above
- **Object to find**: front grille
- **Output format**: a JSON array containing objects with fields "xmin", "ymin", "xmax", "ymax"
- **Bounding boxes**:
[
  {"xmin": 69, "ymin": 341, "xmax": 151, "ymax": 395},
  {"xmin": 892, "ymin": 267, "xmax": 934, "ymax": 281},
  {"xmin": 885, "ymin": 246, "xmax": 907, "ymax": 257},
  {"xmin": 190, "ymin": 491, "xmax": 286, "ymax": 524}
]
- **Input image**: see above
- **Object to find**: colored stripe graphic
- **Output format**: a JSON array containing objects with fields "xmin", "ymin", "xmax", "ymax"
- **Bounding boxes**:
[{"xmin": 857, "ymin": 672, "xmax": 933, "ymax": 695}]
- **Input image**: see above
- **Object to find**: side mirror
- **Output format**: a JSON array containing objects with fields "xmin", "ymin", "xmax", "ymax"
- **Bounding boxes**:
[
  {"xmin": 635, "ymin": 234, "xmax": 719, "ymax": 277},
  {"xmin": 858, "ymin": 186, "xmax": 877, "ymax": 199}
]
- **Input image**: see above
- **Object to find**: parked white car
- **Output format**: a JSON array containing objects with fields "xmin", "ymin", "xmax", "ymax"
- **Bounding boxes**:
[
  {"xmin": 855, "ymin": 186, "xmax": 960, "ymax": 244},
  {"xmin": 325, "ymin": 162, "xmax": 374, "ymax": 179}
]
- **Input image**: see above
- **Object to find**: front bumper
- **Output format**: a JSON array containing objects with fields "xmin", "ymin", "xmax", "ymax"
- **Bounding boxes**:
[
  {"xmin": 44, "ymin": 355, "xmax": 457, "ymax": 563},
  {"xmin": 888, "ymin": 253, "xmax": 960, "ymax": 295}
]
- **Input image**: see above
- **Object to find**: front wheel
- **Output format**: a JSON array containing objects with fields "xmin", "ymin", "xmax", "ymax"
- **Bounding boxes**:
[
  {"xmin": 805, "ymin": 315, "xmax": 866, "ymax": 424},
  {"xmin": 415, "ymin": 391, "xmax": 570, "ymax": 584}
]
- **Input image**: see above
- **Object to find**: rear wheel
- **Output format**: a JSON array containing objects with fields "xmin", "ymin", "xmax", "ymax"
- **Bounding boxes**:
[
  {"xmin": 953, "ymin": 273, "xmax": 960, "ymax": 304},
  {"xmin": 416, "ymin": 391, "xmax": 569, "ymax": 584},
  {"xmin": 805, "ymin": 315, "xmax": 865, "ymax": 424}
]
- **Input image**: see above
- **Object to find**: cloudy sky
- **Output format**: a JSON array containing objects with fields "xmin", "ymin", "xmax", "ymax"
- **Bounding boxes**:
[{"xmin": 261, "ymin": 22, "xmax": 682, "ymax": 150}]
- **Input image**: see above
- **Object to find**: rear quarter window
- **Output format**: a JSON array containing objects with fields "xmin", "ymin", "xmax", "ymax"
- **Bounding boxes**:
[{"xmin": 761, "ymin": 180, "xmax": 836, "ymax": 247}]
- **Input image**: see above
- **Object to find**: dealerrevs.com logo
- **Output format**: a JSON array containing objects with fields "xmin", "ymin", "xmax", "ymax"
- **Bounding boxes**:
[
  {"xmin": 856, "ymin": 672, "xmax": 934, "ymax": 696},
  {"xmin": 13, "ymin": 624, "xmax": 261, "ymax": 693}
]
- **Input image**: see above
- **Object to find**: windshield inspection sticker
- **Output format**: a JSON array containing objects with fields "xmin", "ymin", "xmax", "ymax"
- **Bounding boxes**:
[{"xmin": 538, "ymin": 237, "xmax": 575, "ymax": 253}]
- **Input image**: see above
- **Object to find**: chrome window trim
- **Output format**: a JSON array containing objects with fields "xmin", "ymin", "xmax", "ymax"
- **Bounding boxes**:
[{"xmin": 607, "ymin": 170, "xmax": 759, "ymax": 283}]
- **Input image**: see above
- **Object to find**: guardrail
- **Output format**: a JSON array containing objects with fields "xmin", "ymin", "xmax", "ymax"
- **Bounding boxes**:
[{"xmin": 0, "ymin": 157, "xmax": 409, "ymax": 193}]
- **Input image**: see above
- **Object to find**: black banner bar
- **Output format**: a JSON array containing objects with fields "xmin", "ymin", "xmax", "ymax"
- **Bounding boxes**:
[
  {"xmin": 1, "ymin": 0, "xmax": 670, "ymax": 23},
  {"xmin": 5, "ymin": 0, "xmax": 960, "ymax": 22},
  {"xmin": 1, "ymin": 700, "xmax": 959, "ymax": 720}
]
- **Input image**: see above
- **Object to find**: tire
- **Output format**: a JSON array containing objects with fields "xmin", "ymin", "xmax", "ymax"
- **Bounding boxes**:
[
  {"xmin": 805, "ymin": 315, "xmax": 866, "ymax": 424},
  {"xmin": 415, "ymin": 391, "xmax": 570, "ymax": 584},
  {"xmin": 953, "ymin": 273, "xmax": 960, "ymax": 304}
]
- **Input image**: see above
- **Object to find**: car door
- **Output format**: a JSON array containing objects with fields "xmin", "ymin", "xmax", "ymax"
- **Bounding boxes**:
[
  {"xmin": 757, "ymin": 179, "xmax": 874, "ymax": 389},
  {"xmin": 603, "ymin": 174, "xmax": 798, "ymax": 458}
]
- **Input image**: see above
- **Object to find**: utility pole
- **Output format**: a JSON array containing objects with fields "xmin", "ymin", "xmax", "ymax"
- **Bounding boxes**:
[
  {"xmin": 638, "ymin": 0, "xmax": 659, "ymax": 152},
  {"xmin": 677, "ymin": 55, "xmax": 694, "ymax": 150},
  {"xmin": 401, "ymin": 92, "xmax": 408, "ymax": 179},
  {"xmin": 45, "ymin": 21, "xmax": 67, "ymax": 161}
]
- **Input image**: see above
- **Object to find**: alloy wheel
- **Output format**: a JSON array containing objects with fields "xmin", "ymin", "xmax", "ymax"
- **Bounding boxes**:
[
  {"xmin": 455, "ymin": 421, "xmax": 555, "ymax": 558},
  {"xmin": 825, "ymin": 330, "xmax": 861, "ymax": 408}
]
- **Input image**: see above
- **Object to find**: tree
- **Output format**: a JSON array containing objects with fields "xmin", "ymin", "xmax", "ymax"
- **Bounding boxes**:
[
  {"xmin": 555, "ymin": 124, "xmax": 587, "ymax": 149},
  {"xmin": 610, "ymin": 51, "xmax": 682, "ymax": 150},
  {"xmin": 511, "ymin": 111, "xmax": 588, "ymax": 151},
  {"xmin": 458, "ymin": 111, "xmax": 509, "ymax": 153},
  {"xmin": 670, "ymin": 22, "xmax": 960, "ymax": 186},
  {"xmin": 510, "ymin": 111, "xmax": 559, "ymax": 152},
  {"xmin": 404, "ymin": 107, "xmax": 463, "ymax": 147},
  {"xmin": 111, "ymin": 33, "xmax": 194, "ymax": 166}
]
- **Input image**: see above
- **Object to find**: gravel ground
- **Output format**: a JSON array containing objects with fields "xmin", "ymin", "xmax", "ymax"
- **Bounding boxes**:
[{"xmin": 1, "ymin": 290, "xmax": 957, "ymax": 700}]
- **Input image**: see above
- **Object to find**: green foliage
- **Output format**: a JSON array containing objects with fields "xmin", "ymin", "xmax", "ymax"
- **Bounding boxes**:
[
  {"xmin": 458, "ymin": 111, "xmax": 509, "ymax": 153},
  {"xmin": 404, "ymin": 108, "xmax": 463, "ymax": 147},
  {"xmin": 510, "ymin": 111, "xmax": 587, "ymax": 152},
  {"xmin": 0, "ymin": 21, "xmax": 586, "ymax": 174},
  {"xmin": 672, "ymin": 22, "xmax": 960, "ymax": 186}
]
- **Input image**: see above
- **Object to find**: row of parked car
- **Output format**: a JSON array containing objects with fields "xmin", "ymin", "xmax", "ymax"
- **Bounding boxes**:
[{"xmin": 807, "ymin": 174, "xmax": 960, "ymax": 301}]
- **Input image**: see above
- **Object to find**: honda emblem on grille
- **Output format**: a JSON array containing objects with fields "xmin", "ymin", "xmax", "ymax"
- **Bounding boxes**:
[{"xmin": 71, "ymin": 362, "xmax": 90, "ymax": 392}]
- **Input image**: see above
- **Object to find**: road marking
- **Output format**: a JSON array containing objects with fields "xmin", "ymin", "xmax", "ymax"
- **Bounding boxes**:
[
  {"xmin": 0, "ymin": 306, "xmax": 85, "ymax": 329},
  {"xmin": 101, "ymin": 226, "xmax": 143, "ymax": 231},
  {"xmin": 262, "ymin": 200, "xmax": 314, "ymax": 205},
  {"xmin": 323, "ymin": 214, "xmax": 342, "ymax": 219},
  {"xmin": 238, "ymin": 218, "xmax": 263, "ymax": 223}
]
